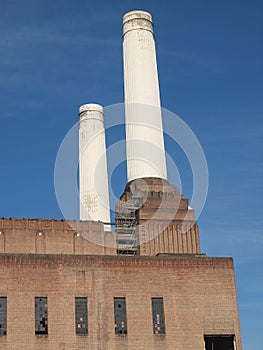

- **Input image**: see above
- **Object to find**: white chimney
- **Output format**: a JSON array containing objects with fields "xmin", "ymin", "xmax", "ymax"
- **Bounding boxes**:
[
  {"xmin": 123, "ymin": 10, "xmax": 167, "ymax": 182},
  {"xmin": 79, "ymin": 104, "xmax": 111, "ymax": 230}
]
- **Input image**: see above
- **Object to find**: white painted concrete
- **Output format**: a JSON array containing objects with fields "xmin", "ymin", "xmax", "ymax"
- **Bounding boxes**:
[
  {"xmin": 79, "ymin": 104, "xmax": 111, "ymax": 230},
  {"xmin": 123, "ymin": 10, "xmax": 167, "ymax": 182}
]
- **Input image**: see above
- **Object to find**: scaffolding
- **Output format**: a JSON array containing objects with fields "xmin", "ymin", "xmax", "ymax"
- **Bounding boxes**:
[{"xmin": 115, "ymin": 193, "xmax": 145, "ymax": 255}]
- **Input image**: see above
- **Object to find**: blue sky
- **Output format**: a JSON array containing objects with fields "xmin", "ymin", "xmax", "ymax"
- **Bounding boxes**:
[{"xmin": 0, "ymin": 0, "xmax": 262, "ymax": 348}]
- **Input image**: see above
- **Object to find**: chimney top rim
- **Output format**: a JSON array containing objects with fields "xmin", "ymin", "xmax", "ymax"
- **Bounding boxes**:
[
  {"xmin": 79, "ymin": 104, "xmax": 103, "ymax": 117},
  {"xmin": 123, "ymin": 10, "xmax": 152, "ymax": 25}
]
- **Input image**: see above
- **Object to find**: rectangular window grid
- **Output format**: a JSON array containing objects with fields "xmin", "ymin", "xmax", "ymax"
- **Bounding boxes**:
[
  {"xmin": 114, "ymin": 297, "xmax": 127, "ymax": 334},
  {"xmin": 35, "ymin": 297, "xmax": 48, "ymax": 335},
  {"xmin": 152, "ymin": 297, "xmax": 165, "ymax": 334},
  {"xmin": 0, "ymin": 297, "xmax": 7, "ymax": 336},
  {"xmin": 75, "ymin": 297, "xmax": 88, "ymax": 335}
]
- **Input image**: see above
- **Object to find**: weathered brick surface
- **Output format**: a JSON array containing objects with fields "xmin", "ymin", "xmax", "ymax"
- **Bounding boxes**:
[
  {"xmin": 0, "ymin": 179, "xmax": 242, "ymax": 349},
  {"xmin": 138, "ymin": 222, "xmax": 200, "ymax": 255},
  {"xmin": 0, "ymin": 254, "xmax": 242, "ymax": 350},
  {"xmin": 0, "ymin": 218, "xmax": 116, "ymax": 255},
  {"xmin": 116, "ymin": 178, "xmax": 201, "ymax": 255}
]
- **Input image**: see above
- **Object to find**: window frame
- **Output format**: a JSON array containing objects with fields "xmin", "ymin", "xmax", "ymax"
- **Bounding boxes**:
[
  {"xmin": 152, "ymin": 297, "xmax": 166, "ymax": 335},
  {"xmin": 114, "ymin": 297, "xmax": 127, "ymax": 335},
  {"xmin": 75, "ymin": 297, "xmax": 88, "ymax": 335},
  {"xmin": 35, "ymin": 296, "xmax": 48, "ymax": 335},
  {"xmin": 0, "ymin": 296, "xmax": 7, "ymax": 336}
]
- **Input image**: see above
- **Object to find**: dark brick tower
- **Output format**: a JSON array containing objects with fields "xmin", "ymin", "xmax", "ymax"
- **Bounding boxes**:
[{"xmin": 116, "ymin": 177, "xmax": 200, "ymax": 256}]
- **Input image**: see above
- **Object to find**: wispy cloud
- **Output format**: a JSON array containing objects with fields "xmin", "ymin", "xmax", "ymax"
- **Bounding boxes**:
[
  {"xmin": 0, "ymin": 24, "xmax": 118, "ymax": 50},
  {"xmin": 0, "ymin": 27, "xmax": 116, "ymax": 48},
  {"xmin": 0, "ymin": 20, "xmax": 121, "ymax": 91}
]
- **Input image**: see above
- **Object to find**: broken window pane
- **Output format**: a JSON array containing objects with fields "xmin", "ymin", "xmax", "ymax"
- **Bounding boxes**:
[
  {"xmin": 152, "ymin": 297, "xmax": 165, "ymax": 334},
  {"xmin": 35, "ymin": 297, "xmax": 48, "ymax": 335},
  {"xmin": 75, "ymin": 297, "xmax": 88, "ymax": 335},
  {"xmin": 114, "ymin": 297, "xmax": 127, "ymax": 334},
  {"xmin": 0, "ymin": 297, "xmax": 7, "ymax": 336},
  {"xmin": 204, "ymin": 335, "xmax": 235, "ymax": 350}
]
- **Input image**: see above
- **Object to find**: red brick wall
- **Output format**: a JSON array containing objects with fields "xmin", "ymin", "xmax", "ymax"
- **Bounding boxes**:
[
  {"xmin": 138, "ymin": 222, "xmax": 200, "ymax": 255},
  {"xmin": 116, "ymin": 178, "xmax": 201, "ymax": 255},
  {"xmin": 0, "ymin": 217, "xmax": 202, "ymax": 257},
  {"xmin": 0, "ymin": 218, "xmax": 116, "ymax": 256},
  {"xmin": 0, "ymin": 254, "xmax": 242, "ymax": 350}
]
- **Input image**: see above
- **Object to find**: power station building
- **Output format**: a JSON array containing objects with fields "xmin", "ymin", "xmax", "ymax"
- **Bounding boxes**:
[{"xmin": 0, "ymin": 10, "xmax": 242, "ymax": 350}]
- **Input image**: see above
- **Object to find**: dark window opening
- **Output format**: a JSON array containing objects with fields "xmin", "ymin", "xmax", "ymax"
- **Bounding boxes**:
[
  {"xmin": 0, "ymin": 297, "xmax": 7, "ymax": 336},
  {"xmin": 116, "ymin": 249, "xmax": 138, "ymax": 255},
  {"xmin": 152, "ymin": 297, "xmax": 165, "ymax": 334},
  {"xmin": 204, "ymin": 335, "xmax": 235, "ymax": 350},
  {"xmin": 35, "ymin": 297, "xmax": 48, "ymax": 335},
  {"xmin": 114, "ymin": 297, "xmax": 127, "ymax": 334},
  {"xmin": 75, "ymin": 297, "xmax": 88, "ymax": 335}
]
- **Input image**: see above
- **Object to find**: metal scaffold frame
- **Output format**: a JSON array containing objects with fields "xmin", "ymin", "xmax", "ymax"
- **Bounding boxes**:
[{"xmin": 115, "ymin": 193, "xmax": 145, "ymax": 255}]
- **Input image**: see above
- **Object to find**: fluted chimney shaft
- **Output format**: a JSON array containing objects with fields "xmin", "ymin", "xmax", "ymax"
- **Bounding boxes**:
[
  {"xmin": 123, "ymin": 10, "xmax": 167, "ymax": 182},
  {"xmin": 79, "ymin": 104, "xmax": 110, "ymax": 230}
]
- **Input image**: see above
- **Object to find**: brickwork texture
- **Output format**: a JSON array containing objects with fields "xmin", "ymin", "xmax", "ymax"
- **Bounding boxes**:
[{"xmin": 0, "ymin": 254, "xmax": 242, "ymax": 350}]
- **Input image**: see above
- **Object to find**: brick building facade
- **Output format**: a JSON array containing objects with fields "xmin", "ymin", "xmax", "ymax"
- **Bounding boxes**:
[
  {"xmin": 0, "ymin": 253, "xmax": 241, "ymax": 350},
  {"xmin": 0, "ymin": 178, "xmax": 242, "ymax": 349},
  {"xmin": 0, "ymin": 9, "xmax": 242, "ymax": 348}
]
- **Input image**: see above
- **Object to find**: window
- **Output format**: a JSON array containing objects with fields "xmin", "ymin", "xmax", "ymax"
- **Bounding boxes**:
[
  {"xmin": 204, "ymin": 335, "xmax": 235, "ymax": 350},
  {"xmin": 0, "ymin": 297, "xmax": 7, "ymax": 336},
  {"xmin": 35, "ymin": 297, "xmax": 48, "ymax": 335},
  {"xmin": 152, "ymin": 297, "xmax": 165, "ymax": 334},
  {"xmin": 75, "ymin": 297, "xmax": 88, "ymax": 335},
  {"xmin": 114, "ymin": 297, "xmax": 127, "ymax": 334},
  {"xmin": 0, "ymin": 230, "xmax": 5, "ymax": 254}
]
